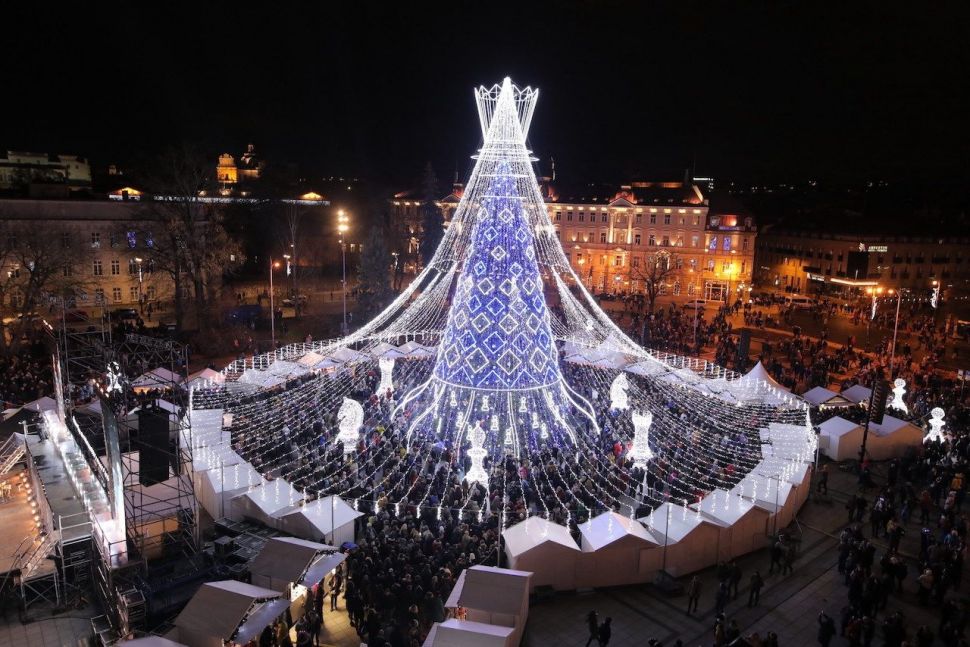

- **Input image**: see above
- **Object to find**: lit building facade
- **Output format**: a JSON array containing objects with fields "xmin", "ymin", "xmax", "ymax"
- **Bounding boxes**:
[
  {"xmin": 755, "ymin": 227, "xmax": 970, "ymax": 299},
  {"xmin": 0, "ymin": 151, "xmax": 92, "ymax": 194},
  {"xmin": 547, "ymin": 182, "xmax": 757, "ymax": 300},
  {"xmin": 215, "ymin": 144, "xmax": 264, "ymax": 194},
  {"xmin": 390, "ymin": 180, "xmax": 757, "ymax": 301}
]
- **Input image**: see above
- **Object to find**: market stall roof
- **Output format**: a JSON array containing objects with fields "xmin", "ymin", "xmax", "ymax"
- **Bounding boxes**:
[
  {"xmin": 132, "ymin": 367, "xmax": 183, "ymax": 390},
  {"xmin": 279, "ymin": 495, "xmax": 363, "ymax": 534},
  {"xmin": 579, "ymin": 511, "xmax": 657, "ymax": 551},
  {"xmin": 841, "ymin": 384, "xmax": 872, "ymax": 404},
  {"xmin": 22, "ymin": 396, "xmax": 58, "ymax": 413},
  {"xmin": 691, "ymin": 489, "xmax": 758, "ymax": 526},
  {"xmin": 802, "ymin": 386, "xmax": 853, "ymax": 407},
  {"xmin": 742, "ymin": 361, "xmax": 791, "ymax": 392},
  {"xmin": 444, "ymin": 565, "xmax": 532, "ymax": 613},
  {"xmin": 249, "ymin": 536, "xmax": 339, "ymax": 586},
  {"xmin": 187, "ymin": 368, "xmax": 225, "ymax": 388},
  {"xmin": 639, "ymin": 502, "xmax": 710, "ymax": 543},
  {"xmin": 818, "ymin": 416, "xmax": 863, "ymax": 438},
  {"xmin": 423, "ymin": 619, "xmax": 514, "ymax": 647},
  {"xmin": 174, "ymin": 580, "xmax": 284, "ymax": 647},
  {"xmin": 502, "ymin": 516, "xmax": 579, "ymax": 558}
]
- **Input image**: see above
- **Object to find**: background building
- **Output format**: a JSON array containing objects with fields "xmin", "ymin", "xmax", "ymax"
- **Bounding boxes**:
[
  {"xmin": 0, "ymin": 151, "xmax": 92, "ymax": 196},
  {"xmin": 392, "ymin": 179, "xmax": 758, "ymax": 302}
]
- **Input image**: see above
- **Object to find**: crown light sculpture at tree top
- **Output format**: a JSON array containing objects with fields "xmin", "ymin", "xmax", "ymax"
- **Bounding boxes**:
[{"xmin": 210, "ymin": 77, "xmax": 813, "ymax": 541}]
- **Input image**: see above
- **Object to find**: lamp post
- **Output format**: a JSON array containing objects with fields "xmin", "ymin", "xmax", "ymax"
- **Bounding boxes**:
[
  {"xmin": 269, "ymin": 258, "xmax": 281, "ymax": 348},
  {"xmin": 134, "ymin": 257, "xmax": 143, "ymax": 311},
  {"xmin": 888, "ymin": 288, "xmax": 903, "ymax": 379},
  {"xmin": 337, "ymin": 210, "xmax": 350, "ymax": 334}
]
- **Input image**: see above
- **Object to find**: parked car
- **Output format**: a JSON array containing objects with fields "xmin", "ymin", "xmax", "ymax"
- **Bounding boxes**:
[
  {"xmin": 682, "ymin": 299, "xmax": 708, "ymax": 310},
  {"xmin": 111, "ymin": 308, "xmax": 139, "ymax": 321},
  {"xmin": 784, "ymin": 296, "xmax": 814, "ymax": 309}
]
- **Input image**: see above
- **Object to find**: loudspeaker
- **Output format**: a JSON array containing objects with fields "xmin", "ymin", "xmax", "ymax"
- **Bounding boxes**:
[
  {"xmin": 738, "ymin": 329, "xmax": 752, "ymax": 360},
  {"xmin": 138, "ymin": 405, "xmax": 170, "ymax": 486},
  {"xmin": 869, "ymin": 379, "xmax": 890, "ymax": 426}
]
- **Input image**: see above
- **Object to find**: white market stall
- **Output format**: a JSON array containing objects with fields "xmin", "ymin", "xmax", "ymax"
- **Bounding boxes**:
[
  {"xmin": 230, "ymin": 478, "xmax": 303, "ymax": 526},
  {"xmin": 132, "ymin": 367, "xmax": 184, "ymax": 393},
  {"xmin": 867, "ymin": 415, "xmax": 924, "ymax": 460},
  {"xmin": 691, "ymin": 489, "xmax": 770, "ymax": 560},
  {"xmin": 277, "ymin": 495, "xmax": 362, "ymax": 545},
  {"xmin": 802, "ymin": 386, "xmax": 854, "ymax": 409},
  {"xmin": 502, "ymin": 517, "xmax": 580, "ymax": 591},
  {"xmin": 173, "ymin": 580, "xmax": 290, "ymax": 647},
  {"xmin": 423, "ymin": 619, "xmax": 515, "ymax": 647},
  {"xmin": 731, "ymin": 474, "xmax": 796, "ymax": 531},
  {"xmin": 818, "ymin": 416, "xmax": 864, "ymax": 461},
  {"xmin": 639, "ymin": 502, "xmax": 722, "ymax": 577},
  {"xmin": 841, "ymin": 384, "xmax": 872, "ymax": 405},
  {"xmin": 249, "ymin": 536, "xmax": 345, "ymax": 620},
  {"xmin": 444, "ymin": 565, "xmax": 531, "ymax": 647},
  {"xmin": 576, "ymin": 511, "xmax": 660, "ymax": 587}
]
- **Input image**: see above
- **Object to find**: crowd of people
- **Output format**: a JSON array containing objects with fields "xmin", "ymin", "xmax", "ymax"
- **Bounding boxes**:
[{"xmin": 0, "ymin": 344, "xmax": 51, "ymax": 409}]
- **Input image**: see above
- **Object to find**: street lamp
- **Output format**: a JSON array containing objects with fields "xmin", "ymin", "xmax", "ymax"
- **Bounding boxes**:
[
  {"xmin": 134, "ymin": 257, "xmax": 143, "ymax": 311},
  {"xmin": 337, "ymin": 210, "xmax": 350, "ymax": 334},
  {"xmin": 269, "ymin": 258, "xmax": 282, "ymax": 348}
]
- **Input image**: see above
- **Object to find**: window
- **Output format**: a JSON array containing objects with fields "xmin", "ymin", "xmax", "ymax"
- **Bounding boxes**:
[
  {"xmin": 632, "ymin": 257, "xmax": 641, "ymax": 268},
  {"xmin": 723, "ymin": 237, "xmax": 732, "ymax": 252},
  {"xmin": 110, "ymin": 259, "xmax": 120, "ymax": 275},
  {"xmin": 127, "ymin": 231, "xmax": 137, "ymax": 248},
  {"xmin": 634, "ymin": 234, "xmax": 641, "ymax": 245},
  {"xmin": 63, "ymin": 265, "xmax": 72, "ymax": 277},
  {"xmin": 650, "ymin": 214, "xmax": 657, "ymax": 224},
  {"xmin": 130, "ymin": 286, "xmax": 139, "ymax": 301},
  {"xmin": 94, "ymin": 288, "xmax": 105, "ymax": 304},
  {"xmin": 600, "ymin": 232, "xmax": 607, "ymax": 243},
  {"xmin": 687, "ymin": 283, "xmax": 696, "ymax": 296},
  {"xmin": 675, "ymin": 257, "xmax": 684, "ymax": 270},
  {"xmin": 578, "ymin": 213, "xmax": 584, "ymax": 222},
  {"xmin": 709, "ymin": 236, "xmax": 718, "ymax": 251},
  {"xmin": 661, "ymin": 236, "xmax": 670, "ymax": 247},
  {"xmin": 742, "ymin": 238, "xmax": 749, "ymax": 251},
  {"xmin": 129, "ymin": 259, "xmax": 138, "ymax": 275},
  {"xmin": 554, "ymin": 212, "xmax": 561, "ymax": 221},
  {"xmin": 91, "ymin": 232, "xmax": 101, "ymax": 248},
  {"xmin": 691, "ymin": 235, "xmax": 700, "ymax": 248},
  {"xmin": 566, "ymin": 212, "xmax": 572, "ymax": 221},
  {"xmin": 694, "ymin": 215, "xmax": 700, "ymax": 226},
  {"xmin": 658, "ymin": 282, "xmax": 668, "ymax": 296},
  {"xmin": 112, "ymin": 288, "xmax": 122, "ymax": 302},
  {"xmin": 614, "ymin": 255, "xmax": 622, "ymax": 267},
  {"xmin": 62, "ymin": 232, "xmax": 71, "ymax": 249},
  {"xmin": 93, "ymin": 260, "xmax": 103, "ymax": 276},
  {"xmin": 722, "ymin": 261, "xmax": 731, "ymax": 272},
  {"xmin": 109, "ymin": 232, "xmax": 119, "ymax": 248},
  {"xmin": 664, "ymin": 214, "xmax": 671, "ymax": 225},
  {"xmin": 601, "ymin": 214, "xmax": 607, "ymax": 223},
  {"xmin": 690, "ymin": 258, "xmax": 698, "ymax": 270},
  {"xmin": 635, "ymin": 214, "xmax": 642, "ymax": 224},
  {"xmin": 707, "ymin": 259, "xmax": 715, "ymax": 271},
  {"xmin": 673, "ymin": 281, "xmax": 681, "ymax": 296},
  {"xmin": 147, "ymin": 286, "xmax": 156, "ymax": 300},
  {"xmin": 600, "ymin": 255, "xmax": 606, "ymax": 266},
  {"xmin": 648, "ymin": 234, "xmax": 656, "ymax": 246}
]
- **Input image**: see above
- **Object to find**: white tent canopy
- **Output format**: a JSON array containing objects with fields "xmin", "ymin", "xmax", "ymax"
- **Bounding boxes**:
[
  {"xmin": 502, "ymin": 517, "xmax": 579, "ymax": 591},
  {"xmin": 691, "ymin": 489, "xmax": 770, "ymax": 559},
  {"xmin": 277, "ymin": 495, "xmax": 362, "ymax": 545},
  {"xmin": 174, "ymin": 580, "xmax": 288, "ymax": 647},
  {"xmin": 841, "ymin": 384, "xmax": 872, "ymax": 404},
  {"xmin": 187, "ymin": 368, "xmax": 225, "ymax": 389},
  {"xmin": 249, "ymin": 537, "xmax": 343, "ymax": 591},
  {"xmin": 639, "ymin": 502, "xmax": 722, "ymax": 576},
  {"xmin": 423, "ymin": 619, "xmax": 514, "ymax": 647},
  {"xmin": 444, "ymin": 565, "xmax": 531, "ymax": 646},
  {"xmin": 802, "ymin": 386, "xmax": 853, "ymax": 408},
  {"xmin": 743, "ymin": 361, "xmax": 790, "ymax": 392},
  {"xmin": 818, "ymin": 416, "xmax": 864, "ymax": 461},
  {"xmin": 133, "ymin": 367, "xmax": 183, "ymax": 391},
  {"xmin": 230, "ymin": 479, "xmax": 303, "ymax": 526},
  {"xmin": 577, "ymin": 511, "xmax": 659, "ymax": 586},
  {"xmin": 867, "ymin": 415, "xmax": 924, "ymax": 460},
  {"xmin": 579, "ymin": 511, "xmax": 656, "ymax": 552}
]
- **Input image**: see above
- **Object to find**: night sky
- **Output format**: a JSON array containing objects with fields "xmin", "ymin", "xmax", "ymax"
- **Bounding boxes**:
[{"xmin": 5, "ymin": 3, "xmax": 969, "ymax": 188}]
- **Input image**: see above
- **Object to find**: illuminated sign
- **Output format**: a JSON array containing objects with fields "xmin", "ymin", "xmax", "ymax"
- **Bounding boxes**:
[{"xmin": 858, "ymin": 243, "xmax": 888, "ymax": 253}]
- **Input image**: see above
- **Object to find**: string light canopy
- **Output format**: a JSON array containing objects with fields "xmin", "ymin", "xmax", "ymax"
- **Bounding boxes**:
[{"xmin": 202, "ymin": 78, "xmax": 812, "ymax": 542}]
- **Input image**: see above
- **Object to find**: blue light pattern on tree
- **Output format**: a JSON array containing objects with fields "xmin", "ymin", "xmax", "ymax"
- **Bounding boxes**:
[{"xmin": 433, "ymin": 160, "xmax": 561, "ymax": 390}]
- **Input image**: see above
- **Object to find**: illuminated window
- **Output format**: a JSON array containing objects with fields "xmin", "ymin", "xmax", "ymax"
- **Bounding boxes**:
[
  {"xmin": 648, "ymin": 234, "xmax": 656, "ymax": 246},
  {"xmin": 723, "ymin": 237, "xmax": 732, "ymax": 252}
]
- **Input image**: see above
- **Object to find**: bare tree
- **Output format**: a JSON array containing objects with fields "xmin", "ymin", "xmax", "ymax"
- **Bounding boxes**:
[
  {"xmin": 134, "ymin": 144, "xmax": 243, "ymax": 332},
  {"xmin": 630, "ymin": 249, "xmax": 680, "ymax": 314},
  {"xmin": 0, "ymin": 219, "xmax": 89, "ymax": 353}
]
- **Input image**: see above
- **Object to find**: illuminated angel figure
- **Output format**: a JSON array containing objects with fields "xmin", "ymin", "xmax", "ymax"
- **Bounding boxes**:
[
  {"xmin": 925, "ymin": 407, "xmax": 946, "ymax": 444},
  {"xmin": 336, "ymin": 397, "xmax": 364, "ymax": 453},
  {"xmin": 378, "ymin": 357, "xmax": 395, "ymax": 395},
  {"xmin": 464, "ymin": 422, "xmax": 489, "ymax": 485},
  {"xmin": 610, "ymin": 373, "xmax": 630, "ymax": 411},
  {"xmin": 628, "ymin": 410, "xmax": 655, "ymax": 467},
  {"xmin": 888, "ymin": 378, "xmax": 908, "ymax": 414}
]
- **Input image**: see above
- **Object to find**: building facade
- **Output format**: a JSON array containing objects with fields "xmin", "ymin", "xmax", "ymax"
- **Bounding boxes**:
[
  {"xmin": 755, "ymin": 227, "xmax": 970, "ymax": 299},
  {"xmin": 0, "ymin": 151, "xmax": 92, "ymax": 195}
]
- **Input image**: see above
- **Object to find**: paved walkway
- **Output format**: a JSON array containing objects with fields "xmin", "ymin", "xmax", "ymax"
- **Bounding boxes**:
[{"xmin": 524, "ymin": 463, "xmax": 945, "ymax": 646}]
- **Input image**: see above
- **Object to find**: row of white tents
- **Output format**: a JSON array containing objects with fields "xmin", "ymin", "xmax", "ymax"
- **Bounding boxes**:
[
  {"xmin": 818, "ymin": 414, "xmax": 923, "ymax": 461},
  {"xmin": 504, "ymin": 421, "xmax": 816, "ymax": 591},
  {"xmin": 186, "ymin": 408, "xmax": 362, "ymax": 545}
]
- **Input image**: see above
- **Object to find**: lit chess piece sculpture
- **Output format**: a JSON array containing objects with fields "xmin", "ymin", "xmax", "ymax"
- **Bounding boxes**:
[
  {"xmin": 378, "ymin": 357, "xmax": 395, "ymax": 396},
  {"xmin": 464, "ymin": 422, "xmax": 488, "ymax": 485},
  {"xmin": 924, "ymin": 407, "xmax": 946, "ymax": 444},
  {"xmin": 336, "ymin": 397, "xmax": 364, "ymax": 454},
  {"xmin": 888, "ymin": 378, "xmax": 908, "ymax": 414},
  {"xmin": 610, "ymin": 373, "xmax": 630, "ymax": 411},
  {"xmin": 628, "ymin": 410, "xmax": 655, "ymax": 467}
]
